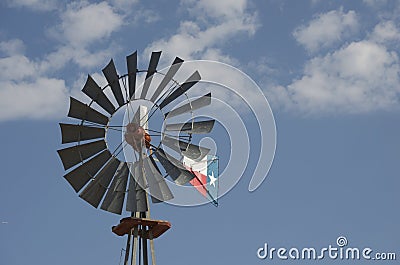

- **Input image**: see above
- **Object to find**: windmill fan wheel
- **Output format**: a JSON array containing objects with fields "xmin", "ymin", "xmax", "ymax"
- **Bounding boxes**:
[{"xmin": 57, "ymin": 51, "xmax": 216, "ymax": 215}]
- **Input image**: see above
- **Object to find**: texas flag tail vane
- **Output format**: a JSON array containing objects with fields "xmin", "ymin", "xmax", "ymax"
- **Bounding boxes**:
[{"xmin": 183, "ymin": 155, "xmax": 219, "ymax": 206}]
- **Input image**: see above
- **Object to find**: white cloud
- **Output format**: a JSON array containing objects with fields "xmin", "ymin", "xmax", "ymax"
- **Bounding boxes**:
[
  {"xmin": 267, "ymin": 8, "xmax": 400, "ymax": 115},
  {"xmin": 54, "ymin": 1, "xmax": 124, "ymax": 47},
  {"xmin": 0, "ymin": 0, "xmax": 158, "ymax": 122},
  {"xmin": 40, "ymin": 44, "xmax": 117, "ymax": 73},
  {"xmin": 0, "ymin": 49, "xmax": 70, "ymax": 121},
  {"xmin": 187, "ymin": 0, "xmax": 247, "ymax": 20},
  {"xmin": 146, "ymin": 19, "xmax": 257, "ymax": 63},
  {"xmin": 370, "ymin": 20, "xmax": 400, "ymax": 44},
  {"xmin": 0, "ymin": 1, "xmax": 125, "ymax": 121},
  {"xmin": 268, "ymin": 41, "xmax": 400, "ymax": 114},
  {"xmin": 293, "ymin": 9, "xmax": 359, "ymax": 53},
  {"xmin": 0, "ymin": 78, "xmax": 68, "ymax": 121},
  {"xmin": 145, "ymin": 0, "xmax": 258, "ymax": 64},
  {"xmin": 0, "ymin": 39, "xmax": 26, "ymax": 56},
  {"xmin": 0, "ymin": 55, "xmax": 38, "ymax": 81},
  {"xmin": 6, "ymin": 0, "xmax": 57, "ymax": 11},
  {"xmin": 39, "ymin": 1, "xmax": 125, "ymax": 72},
  {"xmin": 106, "ymin": 0, "xmax": 159, "ymax": 24},
  {"xmin": 201, "ymin": 48, "xmax": 239, "ymax": 65}
]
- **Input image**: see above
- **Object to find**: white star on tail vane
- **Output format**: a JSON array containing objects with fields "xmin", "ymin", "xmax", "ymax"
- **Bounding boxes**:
[{"xmin": 209, "ymin": 171, "xmax": 217, "ymax": 187}]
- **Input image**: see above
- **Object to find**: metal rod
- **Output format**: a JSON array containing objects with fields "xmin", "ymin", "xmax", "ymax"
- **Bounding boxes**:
[
  {"xmin": 142, "ymin": 237, "xmax": 148, "ymax": 265},
  {"xmin": 139, "ymin": 146, "xmax": 155, "ymax": 265},
  {"xmin": 135, "ymin": 138, "xmax": 146, "ymax": 265},
  {"xmin": 131, "ymin": 212, "xmax": 140, "ymax": 265},
  {"xmin": 148, "ymin": 225, "xmax": 156, "ymax": 265},
  {"xmin": 137, "ymin": 146, "xmax": 146, "ymax": 265},
  {"xmin": 124, "ymin": 229, "xmax": 132, "ymax": 265},
  {"xmin": 141, "ymin": 212, "xmax": 149, "ymax": 265},
  {"xmin": 138, "ymin": 225, "xmax": 142, "ymax": 265},
  {"xmin": 144, "ymin": 186, "xmax": 156, "ymax": 265}
]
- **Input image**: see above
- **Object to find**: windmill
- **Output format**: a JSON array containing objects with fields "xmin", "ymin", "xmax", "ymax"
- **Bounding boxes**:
[{"xmin": 57, "ymin": 50, "xmax": 218, "ymax": 265}]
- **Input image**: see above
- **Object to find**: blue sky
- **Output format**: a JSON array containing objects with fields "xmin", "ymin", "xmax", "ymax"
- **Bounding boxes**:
[{"xmin": 0, "ymin": 0, "xmax": 399, "ymax": 264}]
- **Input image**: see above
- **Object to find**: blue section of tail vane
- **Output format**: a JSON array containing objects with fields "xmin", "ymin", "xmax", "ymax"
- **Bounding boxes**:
[{"xmin": 206, "ymin": 155, "xmax": 219, "ymax": 206}]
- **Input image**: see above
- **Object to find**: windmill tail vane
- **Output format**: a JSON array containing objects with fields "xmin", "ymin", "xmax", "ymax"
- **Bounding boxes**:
[
  {"xmin": 184, "ymin": 155, "xmax": 219, "ymax": 207},
  {"xmin": 57, "ymin": 50, "xmax": 219, "ymax": 265}
]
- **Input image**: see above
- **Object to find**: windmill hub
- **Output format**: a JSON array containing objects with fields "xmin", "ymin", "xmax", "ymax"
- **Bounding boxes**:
[{"xmin": 125, "ymin": 122, "xmax": 151, "ymax": 151}]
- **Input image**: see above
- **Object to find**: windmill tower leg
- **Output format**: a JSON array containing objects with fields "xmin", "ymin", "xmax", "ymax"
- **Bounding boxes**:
[
  {"xmin": 124, "ymin": 230, "xmax": 132, "ymax": 265},
  {"xmin": 131, "ymin": 221, "xmax": 140, "ymax": 265}
]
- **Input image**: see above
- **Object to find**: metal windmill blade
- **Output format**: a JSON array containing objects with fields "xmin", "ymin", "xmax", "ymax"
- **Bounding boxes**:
[
  {"xmin": 153, "ymin": 148, "xmax": 197, "ymax": 185},
  {"xmin": 100, "ymin": 162, "xmax": 129, "ymax": 214},
  {"xmin": 79, "ymin": 157, "xmax": 120, "ymax": 208},
  {"xmin": 164, "ymin": 119, "xmax": 215, "ymax": 134},
  {"xmin": 126, "ymin": 51, "xmax": 137, "ymax": 99},
  {"xmin": 140, "ymin": 51, "xmax": 161, "ymax": 99},
  {"xmin": 149, "ymin": 57, "xmax": 184, "ymax": 102},
  {"xmin": 161, "ymin": 135, "xmax": 210, "ymax": 161},
  {"xmin": 82, "ymin": 75, "xmax": 116, "ymax": 115},
  {"xmin": 163, "ymin": 93, "xmax": 211, "ymax": 119},
  {"xmin": 102, "ymin": 59, "xmax": 125, "ymax": 107},
  {"xmin": 57, "ymin": 50, "xmax": 217, "ymax": 217},
  {"xmin": 158, "ymin": 71, "xmax": 201, "ymax": 109}
]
